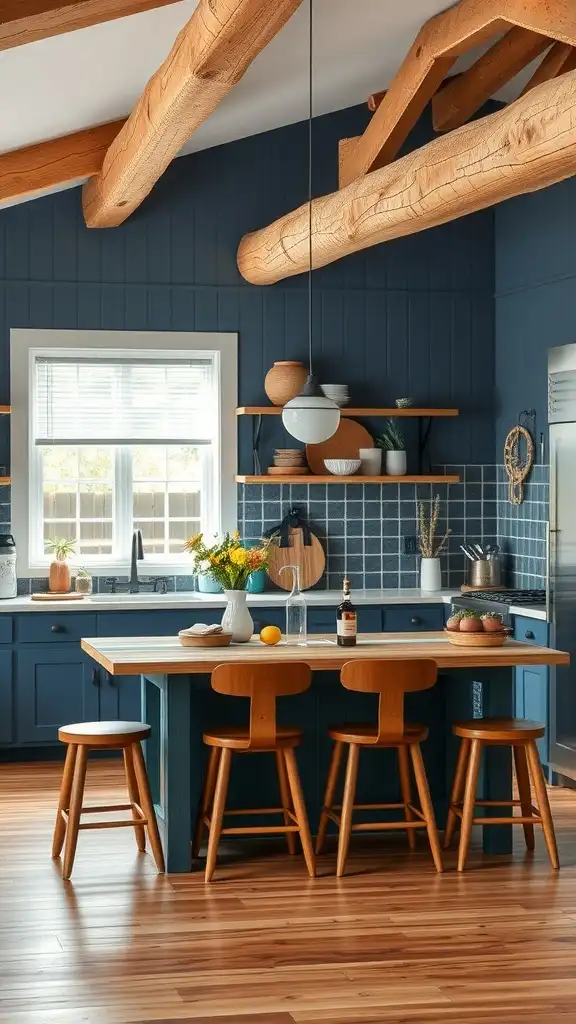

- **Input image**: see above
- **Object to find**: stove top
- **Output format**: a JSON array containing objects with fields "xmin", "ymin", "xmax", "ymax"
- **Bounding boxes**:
[{"xmin": 465, "ymin": 589, "xmax": 546, "ymax": 606}]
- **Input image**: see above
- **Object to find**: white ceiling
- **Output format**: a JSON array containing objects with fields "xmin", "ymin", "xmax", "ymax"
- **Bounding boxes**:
[{"xmin": 0, "ymin": 0, "xmax": 539, "ymax": 205}]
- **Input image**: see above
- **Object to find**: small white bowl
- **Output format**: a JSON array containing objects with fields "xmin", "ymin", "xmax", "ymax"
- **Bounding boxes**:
[{"xmin": 324, "ymin": 459, "xmax": 361, "ymax": 476}]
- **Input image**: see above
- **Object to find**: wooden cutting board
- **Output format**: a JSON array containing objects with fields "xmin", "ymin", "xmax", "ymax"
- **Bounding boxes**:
[
  {"xmin": 267, "ymin": 527, "xmax": 326, "ymax": 591},
  {"xmin": 31, "ymin": 592, "xmax": 85, "ymax": 601},
  {"xmin": 306, "ymin": 417, "xmax": 373, "ymax": 475}
]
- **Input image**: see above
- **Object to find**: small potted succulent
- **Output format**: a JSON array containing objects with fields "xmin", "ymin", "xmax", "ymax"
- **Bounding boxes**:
[
  {"xmin": 377, "ymin": 418, "xmax": 407, "ymax": 475},
  {"xmin": 74, "ymin": 566, "xmax": 93, "ymax": 596},
  {"xmin": 46, "ymin": 537, "xmax": 76, "ymax": 594}
]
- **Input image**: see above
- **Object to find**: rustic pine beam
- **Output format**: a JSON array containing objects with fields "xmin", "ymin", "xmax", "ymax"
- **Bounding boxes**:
[
  {"xmin": 238, "ymin": 69, "xmax": 576, "ymax": 285},
  {"xmin": 339, "ymin": 0, "xmax": 576, "ymax": 189},
  {"xmin": 432, "ymin": 27, "xmax": 551, "ymax": 131},
  {"xmin": 0, "ymin": 0, "xmax": 179, "ymax": 50},
  {"xmin": 521, "ymin": 41, "xmax": 576, "ymax": 94},
  {"xmin": 82, "ymin": 0, "xmax": 302, "ymax": 228},
  {"xmin": 0, "ymin": 121, "xmax": 124, "ymax": 206}
]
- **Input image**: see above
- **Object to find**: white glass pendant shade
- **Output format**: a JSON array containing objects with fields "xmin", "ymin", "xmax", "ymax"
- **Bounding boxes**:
[{"xmin": 282, "ymin": 376, "xmax": 340, "ymax": 443}]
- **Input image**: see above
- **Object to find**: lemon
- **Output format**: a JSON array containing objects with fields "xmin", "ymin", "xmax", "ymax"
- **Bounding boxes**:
[{"xmin": 260, "ymin": 625, "xmax": 282, "ymax": 645}]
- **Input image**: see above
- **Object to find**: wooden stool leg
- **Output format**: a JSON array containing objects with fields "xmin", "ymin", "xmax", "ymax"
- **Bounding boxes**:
[
  {"xmin": 52, "ymin": 743, "xmax": 77, "ymax": 859},
  {"xmin": 316, "ymin": 740, "xmax": 343, "ymax": 855},
  {"xmin": 192, "ymin": 748, "xmax": 221, "ymax": 859},
  {"xmin": 336, "ymin": 743, "xmax": 359, "ymax": 878},
  {"xmin": 409, "ymin": 743, "xmax": 443, "ymax": 873},
  {"xmin": 123, "ymin": 745, "xmax": 146, "ymax": 852},
  {"xmin": 444, "ymin": 737, "xmax": 471, "ymax": 849},
  {"xmin": 513, "ymin": 744, "xmax": 535, "ymax": 852},
  {"xmin": 397, "ymin": 744, "xmax": 416, "ymax": 851},
  {"xmin": 526, "ymin": 739, "xmax": 559, "ymax": 870},
  {"xmin": 62, "ymin": 745, "xmax": 88, "ymax": 880},
  {"xmin": 457, "ymin": 738, "xmax": 483, "ymax": 872},
  {"xmin": 131, "ymin": 741, "xmax": 166, "ymax": 873},
  {"xmin": 276, "ymin": 750, "xmax": 296, "ymax": 855},
  {"xmin": 284, "ymin": 748, "xmax": 316, "ymax": 878},
  {"xmin": 205, "ymin": 747, "xmax": 232, "ymax": 883}
]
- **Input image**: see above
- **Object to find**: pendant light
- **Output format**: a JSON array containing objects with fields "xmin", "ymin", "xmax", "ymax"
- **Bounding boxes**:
[{"xmin": 282, "ymin": 0, "xmax": 340, "ymax": 446}]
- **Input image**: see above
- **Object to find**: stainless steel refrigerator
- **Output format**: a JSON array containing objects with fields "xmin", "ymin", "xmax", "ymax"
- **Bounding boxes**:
[{"xmin": 548, "ymin": 344, "xmax": 576, "ymax": 779}]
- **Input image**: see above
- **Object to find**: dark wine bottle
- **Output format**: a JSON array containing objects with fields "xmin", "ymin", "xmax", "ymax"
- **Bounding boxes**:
[{"xmin": 337, "ymin": 576, "xmax": 357, "ymax": 647}]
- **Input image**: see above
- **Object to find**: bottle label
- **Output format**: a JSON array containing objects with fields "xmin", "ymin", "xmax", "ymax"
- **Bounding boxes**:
[{"xmin": 337, "ymin": 612, "xmax": 357, "ymax": 637}]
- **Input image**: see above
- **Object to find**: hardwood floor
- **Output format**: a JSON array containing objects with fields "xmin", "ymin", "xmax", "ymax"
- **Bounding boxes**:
[{"xmin": 2, "ymin": 761, "xmax": 576, "ymax": 1022}]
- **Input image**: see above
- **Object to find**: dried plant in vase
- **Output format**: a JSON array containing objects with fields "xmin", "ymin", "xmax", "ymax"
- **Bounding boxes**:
[
  {"xmin": 418, "ymin": 495, "xmax": 451, "ymax": 591},
  {"xmin": 46, "ymin": 537, "xmax": 76, "ymax": 593}
]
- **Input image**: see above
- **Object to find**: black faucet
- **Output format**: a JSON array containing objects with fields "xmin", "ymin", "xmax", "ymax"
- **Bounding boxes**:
[{"xmin": 129, "ymin": 528, "xmax": 144, "ymax": 593}]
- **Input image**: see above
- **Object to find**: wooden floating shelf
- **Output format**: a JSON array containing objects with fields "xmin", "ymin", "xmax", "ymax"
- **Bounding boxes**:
[
  {"xmin": 0, "ymin": 478, "xmax": 11, "ymax": 485},
  {"xmin": 236, "ymin": 475, "xmax": 460, "ymax": 485},
  {"xmin": 237, "ymin": 407, "xmax": 459, "ymax": 417},
  {"xmin": 0, "ymin": 406, "xmax": 11, "ymax": 415}
]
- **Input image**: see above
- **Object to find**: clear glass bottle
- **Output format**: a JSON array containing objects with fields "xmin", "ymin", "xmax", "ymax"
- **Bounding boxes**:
[{"xmin": 279, "ymin": 564, "xmax": 307, "ymax": 645}]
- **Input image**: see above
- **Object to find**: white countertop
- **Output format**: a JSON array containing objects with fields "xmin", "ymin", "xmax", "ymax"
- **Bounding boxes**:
[{"xmin": 0, "ymin": 588, "xmax": 458, "ymax": 613}]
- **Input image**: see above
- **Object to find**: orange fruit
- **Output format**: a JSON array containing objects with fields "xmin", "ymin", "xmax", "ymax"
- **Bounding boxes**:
[{"xmin": 259, "ymin": 625, "xmax": 282, "ymax": 645}]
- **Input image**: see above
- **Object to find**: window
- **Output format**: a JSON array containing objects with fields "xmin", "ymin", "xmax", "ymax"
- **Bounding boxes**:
[{"xmin": 11, "ymin": 331, "xmax": 237, "ymax": 576}]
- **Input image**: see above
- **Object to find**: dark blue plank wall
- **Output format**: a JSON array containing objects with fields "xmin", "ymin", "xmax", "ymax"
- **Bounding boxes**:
[{"xmin": 0, "ymin": 103, "xmax": 494, "ymax": 475}]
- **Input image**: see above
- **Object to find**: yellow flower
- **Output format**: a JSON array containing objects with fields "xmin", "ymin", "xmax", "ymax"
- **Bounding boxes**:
[
  {"xmin": 232, "ymin": 529, "xmax": 240, "ymax": 541},
  {"xmin": 229, "ymin": 547, "xmax": 248, "ymax": 566},
  {"xmin": 185, "ymin": 533, "xmax": 202, "ymax": 550}
]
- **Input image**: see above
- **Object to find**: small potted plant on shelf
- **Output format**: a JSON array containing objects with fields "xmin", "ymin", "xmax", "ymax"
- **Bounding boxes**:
[
  {"xmin": 418, "ymin": 495, "xmax": 451, "ymax": 592},
  {"xmin": 46, "ymin": 537, "xmax": 76, "ymax": 594},
  {"xmin": 377, "ymin": 418, "xmax": 407, "ymax": 476},
  {"xmin": 74, "ymin": 566, "xmax": 93, "ymax": 596},
  {"xmin": 184, "ymin": 531, "xmax": 271, "ymax": 641}
]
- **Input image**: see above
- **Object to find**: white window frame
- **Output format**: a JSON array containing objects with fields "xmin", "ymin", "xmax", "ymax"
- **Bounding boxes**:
[{"xmin": 11, "ymin": 330, "xmax": 238, "ymax": 577}]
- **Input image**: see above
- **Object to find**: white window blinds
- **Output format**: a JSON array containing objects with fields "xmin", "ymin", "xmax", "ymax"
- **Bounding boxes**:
[{"xmin": 34, "ymin": 356, "xmax": 215, "ymax": 445}]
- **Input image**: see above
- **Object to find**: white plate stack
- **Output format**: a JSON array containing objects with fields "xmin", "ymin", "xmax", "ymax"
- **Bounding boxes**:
[{"xmin": 320, "ymin": 384, "xmax": 350, "ymax": 407}]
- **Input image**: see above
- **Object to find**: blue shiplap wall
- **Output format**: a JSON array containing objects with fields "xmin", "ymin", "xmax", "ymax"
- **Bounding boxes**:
[
  {"xmin": 493, "ymin": 180, "xmax": 576, "ymax": 586},
  {"xmin": 0, "ymin": 102, "xmax": 494, "ymax": 475}
]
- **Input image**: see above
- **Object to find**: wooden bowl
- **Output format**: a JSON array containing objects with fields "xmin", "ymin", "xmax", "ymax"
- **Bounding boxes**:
[
  {"xmin": 178, "ymin": 632, "xmax": 233, "ymax": 648},
  {"xmin": 444, "ymin": 629, "xmax": 509, "ymax": 648}
]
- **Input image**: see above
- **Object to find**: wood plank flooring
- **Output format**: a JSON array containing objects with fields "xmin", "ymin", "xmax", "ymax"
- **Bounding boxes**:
[{"xmin": 2, "ymin": 761, "xmax": 576, "ymax": 1022}]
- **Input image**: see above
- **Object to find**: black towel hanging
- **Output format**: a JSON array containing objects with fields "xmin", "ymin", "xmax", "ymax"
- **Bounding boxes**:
[{"xmin": 262, "ymin": 506, "xmax": 312, "ymax": 548}]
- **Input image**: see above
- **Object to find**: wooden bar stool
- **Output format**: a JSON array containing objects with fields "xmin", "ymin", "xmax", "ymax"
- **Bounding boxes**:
[
  {"xmin": 52, "ymin": 721, "xmax": 165, "ymax": 880},
  {"xmin": 316, "ymin": 659, "xmax": 443, "ymax": 877},
  {"xmin": 193, "ymin": 662, "xmax": 315, "ymax": 882},
  {"xmin": 444, "ymin": 718, "xmax": 559, "ymax": 871}
]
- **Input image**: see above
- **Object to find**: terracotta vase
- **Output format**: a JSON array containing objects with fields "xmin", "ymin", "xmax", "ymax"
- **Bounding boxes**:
[
  {"xmin": 49, "ymin": 559, "xmax": 71, "ymax": 593},
  {"xmin": 264, "ymin": 361, "xmax": 308, "ymax": 406}
]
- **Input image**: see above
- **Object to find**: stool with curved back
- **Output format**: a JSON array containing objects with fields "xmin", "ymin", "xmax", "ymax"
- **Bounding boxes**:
[
  {"xmin": 193, "ymin": 662, "xmax": 315, "ymax": 882},
  {"xmin": 444, "ymin": 717, "xmax": 559, "ymax": 871},
  {"xmin": 52, "ymin": 721, "xmax": 165, "ymax": 880},
  {"xmin": 316, "ymin": 659, "xmax": 443, "ymax": 877}
]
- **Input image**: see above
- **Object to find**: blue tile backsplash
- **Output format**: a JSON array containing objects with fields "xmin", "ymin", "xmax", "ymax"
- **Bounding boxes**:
[{"xmin": 4, "ymin": 468, "xmax": 549, "ymax": 593}]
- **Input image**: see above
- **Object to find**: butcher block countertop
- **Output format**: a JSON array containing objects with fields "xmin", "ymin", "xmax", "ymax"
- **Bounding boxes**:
[{"xmin": 81, "ymin": 632, "xmax": 569, "ymax": 676}]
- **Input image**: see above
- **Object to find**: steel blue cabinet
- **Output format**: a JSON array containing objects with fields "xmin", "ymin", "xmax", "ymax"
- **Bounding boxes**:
[
  {"xmin": 0, "ymin": 651, "xmax": 13, "ymax": 745},
  {"xmin": 16, "ymin": 645, "xmax": 99, "ymax": 744},
  {"xmin": 514, "ymin": 615, "xmax": 549, "ymax": 765},
  {"xmin": 383, "ymin": 605, "xmax": 444, "ymax": 632},
  {"xmin": 97, "ymin": 666, "xmax": 141, "ymax": 723}
]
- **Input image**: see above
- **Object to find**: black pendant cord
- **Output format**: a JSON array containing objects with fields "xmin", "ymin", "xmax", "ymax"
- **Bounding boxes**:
[{"xmin": 308, "ymin": 0, "xmax": 313, "ymax": 377}]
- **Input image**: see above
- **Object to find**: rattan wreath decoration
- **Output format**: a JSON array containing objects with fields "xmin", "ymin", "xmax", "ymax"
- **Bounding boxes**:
[{"xmin": 504, "ymin": 425, "xmax": 534, "ymax": 505}]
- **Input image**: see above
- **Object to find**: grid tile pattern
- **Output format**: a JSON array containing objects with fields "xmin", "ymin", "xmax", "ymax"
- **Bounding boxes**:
[{"xmin": 497, "ymin": 464, "xmax": 548, "ymax": 588}]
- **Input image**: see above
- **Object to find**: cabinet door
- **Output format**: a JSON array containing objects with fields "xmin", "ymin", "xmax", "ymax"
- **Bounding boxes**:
[
  {"xmin": 0, "ymin": 650, "xmax": 13, "ymax": 745},
  {"xmin": 98, "ymin": 668, "xmax": 141, "ymax": 723},
  {"xmin": 523, "ymin": 664, "xmax": 548, "ymax": 764},
  {"xmin": 16, "ymin": 646, "xmax": 99, "ymax": 744}
]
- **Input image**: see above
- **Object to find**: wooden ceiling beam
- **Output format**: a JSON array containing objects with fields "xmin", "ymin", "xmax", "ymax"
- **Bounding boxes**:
[
  {"xmin": 339, "ymin": 0, "xmax": 576, "ymax": 190},
  {"xmin": 238, "ymin": 68, "xmax": 576, "ymax": 285},
  {"xmin": 82, "ymin": 0, "xmax": 303, "ymax": 228},
  {"xmin": 521, "ymin": 41, "xmax": 576, "ymax": 94},
  {"xmin": 432, "ymin": 27, "xmax": 551, "ymax": 132},
  {"xmin": 0, "ymin": 0, "xmax": 179, "ymax": 51},
  {"xmin": 0, "ymin": 120, "xmax": 124, "ymax": 205}
]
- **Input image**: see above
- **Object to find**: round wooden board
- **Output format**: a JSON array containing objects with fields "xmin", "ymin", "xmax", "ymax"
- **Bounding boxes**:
[
  {"xmin": 268, "ymin": 527, "xmax": 326, "ymax": 591},
  {"xmin": 306, "ymin": 418, "xmax": 373, "ymax": 475}
]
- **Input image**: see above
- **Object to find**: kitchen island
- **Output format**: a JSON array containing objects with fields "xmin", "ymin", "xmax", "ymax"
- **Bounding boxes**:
[{"xmin": 82, "ymin": 632, "xmax": 569, "ymax": 872}]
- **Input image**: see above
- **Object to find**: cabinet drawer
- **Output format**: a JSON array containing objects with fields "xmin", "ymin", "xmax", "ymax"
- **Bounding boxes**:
[
  {"xmin": 308, "ymin": 607, "xmax": 382, "ymax": 634},
  {"xmin": 97, "ymin": 610, "xmax": 216, "ymax": 638},
  {"xmin": 0, "ymin": 616, "xmax": 12, "ymax": 644},
  {"xmin": 383, "ymin": 605, "xmax": 444, "ymax": 633},
  {"xmin": 513, "ymin": 616, "xmax": 548, "ymax": 647},
  {"xmin": 17, "ymin": 613, "xmax": 97, "ymax": 645}
]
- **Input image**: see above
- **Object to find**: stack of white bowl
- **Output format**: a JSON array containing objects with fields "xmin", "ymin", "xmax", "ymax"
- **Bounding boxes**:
[{"xmin": 321, "ymin": 384, "xmax": 349, "ymax": 406}]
